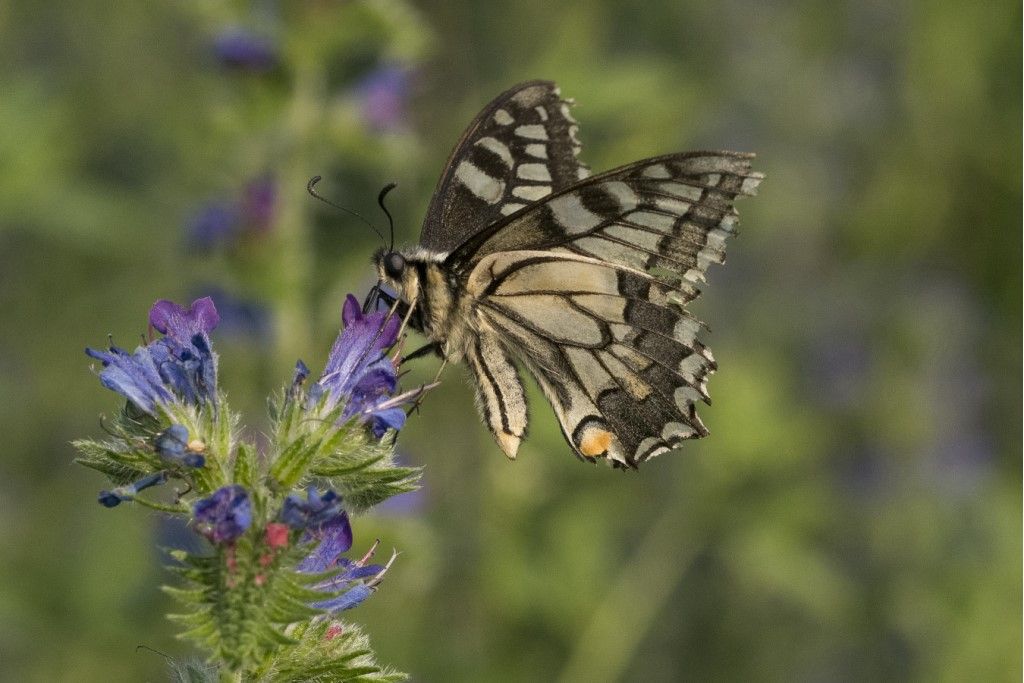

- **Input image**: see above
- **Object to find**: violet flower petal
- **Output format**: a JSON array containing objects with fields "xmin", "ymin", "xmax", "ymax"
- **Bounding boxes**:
[
  {"xmin": 150, "ymin": 297, "xmax": 220, "ymax": 339},
  {"xmin": 312, "ymin": 584, "xmax": 374, "ymax": 613},
  {"xmin": 298, "ymin": 513, "xmax": 355, "ymax": 573}
]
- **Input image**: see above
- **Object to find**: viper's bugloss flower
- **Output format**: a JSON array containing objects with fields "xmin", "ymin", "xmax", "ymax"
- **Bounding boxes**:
[
  {"xmin": 310, "ymin": 540, "xmax": 394, "ymax": 613},
  {"xmin": 194, "ymin": 485, "xmax": 252, "ymax": 544},
  {"xmin": 98, "ymin": 470, "xmax": 169, "ymax": 508},
  {"xmin": 296, "ymin": 507, "xmax": 353, "ymax": 572},
  {"xmin": 85, "ymin": 343, "xmax": 174, "ymax": 414},
  {"xmin": 290, "ymin": 504, "xmax": 392, "ymax": 614},
  {"xmin": 86, "ymin": 298, "xmax": 220, "ymax": 413},
  {"xmin": 356, "ymin": 65, "xmax": 411, "ymax": 131},
  {"xmin": 154, "ymin": 424, "xmax": 206, "ymax": 468},
  {"xmin": 281, "ymin": 487, "xmax": 343, "ymax": 531},
  {"xmin": 185, "ymin": 177, "xmax": 276, "ymax": 252},
  {"xmin": 186, "ymin": 201, "xmax": 239, "ymax": 252},
  {"xmin": 289, "ymin": 359, "xmax": 311, "ymax": 400},
  {"xmin": 312, "ymin": 295, "xmax": 409, "ymax": 436},
  {"xmin": 148, "ymin": 297, "xmax": 220, "ymax": 405},
  {"xmin": 264, "ymin": 522, "xmax": 290, "ymax": 550},
  {"xmin": 241, "ymin": 175, "xmax": 276, "ymax": 232},
  {"xmin": 213, "ymin": 28, "xmax": 277, "ymax": 72}
]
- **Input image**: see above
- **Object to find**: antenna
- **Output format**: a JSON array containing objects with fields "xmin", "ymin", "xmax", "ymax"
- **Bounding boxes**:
[
  {"xmin": 306, "ymin": 176, "xmax": 386, "ymax": 245},
  {"xmin": 377, "ymin": 182, "xmax": 398, "ymax": 252}
]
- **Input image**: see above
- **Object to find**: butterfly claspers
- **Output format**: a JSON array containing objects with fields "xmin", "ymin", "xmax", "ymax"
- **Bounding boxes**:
[{"xmin": 371, "ymin": 81, "xmax": 762, "ymax": 469}]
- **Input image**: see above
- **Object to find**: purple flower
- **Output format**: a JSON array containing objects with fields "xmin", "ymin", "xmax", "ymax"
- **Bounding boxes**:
[
  {"xmin": 356, "ymin": 66, "xmax": 411, "ymax": 131},
  {"xmin": 288, "ymin": 503, "xmax": 393, "ymax": 614},
  {"xmin": 241, "ymin": 175, "xmax": 276, "ymax": 233},
  {"xmin": 193, "ymin": 485, "xmax": 252, "ymax": 544},
  {"xmin": 149, "ymin": 296, "xmax": 220, "ymax": 341},
  {"xmin": 185, "ymin": 177, "xmax": 277, "ymax": 252},
  {"xmin": 86, "ymin": 297, "xmax": 220, "ymax": 413},
  {"xmin": 310, "ymin": 542, "xmax": 395, "ymax": 614},
  {"xmin": 312, "ymin": 295, "xmax": 407, "ymax": 435},
  {"xmin": 98, "ymin": 470, "xmax": 169, "ymax": 508},
  {"xmin": 280, "ymin": 487, "xmax": 343, "ymax": 531},
  {"xmin": 85, "ymin": 343, "xmax": 174, "ymax": 414},
  {"xmin": 150, "ymin": 297, "xmax": 219, "ymax": 404},
  {"xmin": 154, "ymin": 424, "xmax": 205, "ymax": 469},
  {"xmin": 213, "ymin": 28, "xmax": 277, "ymax": 72},
  {"xmin": 296, "ymin": 508, "xmax": 353, "ymax": 573},
  {"xmin": 186, "ymin": 201, "xmax": 240, "ymax": 252}
]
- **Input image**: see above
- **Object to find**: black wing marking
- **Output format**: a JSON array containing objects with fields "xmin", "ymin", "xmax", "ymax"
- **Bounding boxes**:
[{"xmin": 420, "ymin": 80, "xmax": 590, "ymax": 252}]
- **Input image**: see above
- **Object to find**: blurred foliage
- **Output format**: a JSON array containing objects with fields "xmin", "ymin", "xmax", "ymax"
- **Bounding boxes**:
[{"xmin": 0, "ymin": 0, "xmax": 1019, "ymax": 681}]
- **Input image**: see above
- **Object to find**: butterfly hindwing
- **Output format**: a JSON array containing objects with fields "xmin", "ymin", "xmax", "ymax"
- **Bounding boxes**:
[
  {"xmin": 420, "ymin": 80, "xmax": 590, "ymax": 252},
  {"xmin": 465, "ymin": 251, "xmax": 717, "ymax": 467}
]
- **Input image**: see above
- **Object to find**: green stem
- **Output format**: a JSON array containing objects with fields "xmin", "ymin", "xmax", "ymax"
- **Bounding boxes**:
[
  {"xmin": 270, "ymin": 61, "xmax": 324, "ymax": 374},
  {"xmin": 130, "ymin": 494, "xmax": 190, "ymax": 515}
]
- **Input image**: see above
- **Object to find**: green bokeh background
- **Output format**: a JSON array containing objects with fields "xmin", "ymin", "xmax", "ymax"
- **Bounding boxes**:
[{"xmin": 1, "ymin": 1, "xmax": 1019, "ymax": 681}]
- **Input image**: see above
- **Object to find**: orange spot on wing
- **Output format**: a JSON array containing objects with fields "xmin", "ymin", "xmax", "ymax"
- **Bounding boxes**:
[{"xmin": 579, "ymin": 429, "xmax": 613, "ymax": 457}]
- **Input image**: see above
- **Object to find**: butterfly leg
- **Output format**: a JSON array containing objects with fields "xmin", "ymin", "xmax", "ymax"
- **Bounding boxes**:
[
  {"xmin": 466, "ymin": 335, "xmax": 527, "ymax": 459},
  {"xmin": 400, "ymin": 342, "xmax": 442, "ymax": 364},
  {"xmin": 395, "ymin": 293, "xmax": 419, "ymax": 340},
  {"xmin": 404, "ymin": 356, "xmax": 448, "ymax": 417}
]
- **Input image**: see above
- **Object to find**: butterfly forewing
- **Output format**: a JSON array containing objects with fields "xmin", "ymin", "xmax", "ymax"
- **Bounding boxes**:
[{"xmin": 420, "ymin": 80, "xmax": 590, "ymax": 252}]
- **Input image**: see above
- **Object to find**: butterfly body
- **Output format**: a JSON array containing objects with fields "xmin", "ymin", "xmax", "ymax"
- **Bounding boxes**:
[{"xmin": 374, "ymin": 81, "xmax": 762, "ymax": 468}]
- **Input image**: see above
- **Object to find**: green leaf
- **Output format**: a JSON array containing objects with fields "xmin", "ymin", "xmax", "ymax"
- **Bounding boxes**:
[
  {"xmin": 260, "ymin": 620, "xmax": 408, "ymax": 682},
  {"xmin": 72, "ymin": 437, "xmax": 161, "ymax": 485},
  {"xmin": 268, "ymin": 434, "xmax": 315, "ymax": 489},
  {"xmin": 233, "ymin": 442, "xmax": 260, "ymax": 489}
]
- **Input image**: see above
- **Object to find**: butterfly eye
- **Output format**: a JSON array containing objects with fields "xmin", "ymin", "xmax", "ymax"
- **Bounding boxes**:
[{"xmin": 384, "ymin": 252, "xmax": 406, "ymax": 279}]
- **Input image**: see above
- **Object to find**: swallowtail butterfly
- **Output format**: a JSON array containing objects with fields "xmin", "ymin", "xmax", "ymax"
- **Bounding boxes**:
[{"xmin": 374, "ymin": 81, "xmax": 762, "ymax": 468}]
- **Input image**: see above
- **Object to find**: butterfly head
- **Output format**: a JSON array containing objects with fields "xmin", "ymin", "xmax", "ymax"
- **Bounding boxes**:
[
  {"xmin": 373, "ymin": 247, "xmax": 420, "ymax": 304},
  {"xmin": 382, "ymin": 251, "xmax": 406, "ymax": 280},
  {"xmin": 373, "ymin": 246, "xmax": 453, "ymax": 322}
]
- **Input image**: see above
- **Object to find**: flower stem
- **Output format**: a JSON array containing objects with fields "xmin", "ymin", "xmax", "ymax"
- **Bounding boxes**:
[{"xmin": 130, "ymin": 495, "xmax": 191, "ymax": 515}]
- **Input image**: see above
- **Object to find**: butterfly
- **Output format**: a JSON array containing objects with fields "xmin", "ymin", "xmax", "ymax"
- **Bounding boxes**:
[{"xmin": 372, "ymin": 80, "xmax": 762, "ymax": 468}]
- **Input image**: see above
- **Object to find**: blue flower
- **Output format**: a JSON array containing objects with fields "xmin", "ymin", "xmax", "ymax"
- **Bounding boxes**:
[
  {"xmin": 296, "ymin": 507, "xmax": 352, "ymax": 573},
  {"xmin": 185, "ymin": 201, "xmax": 239, "ymax": 252},
  {"xmin": 185, "ymin": 176, "xmax": 277, "ymax": 252},
  {"xmin": 312, "ymin": 295, "xmax": 407, "ymax": 435},
  {"xmin": 86, "ymin": 297, "xmax": 221, "ymax": 414},
  {"xmin": 280, "ymin": 487, "xmax": 343, "ymax": 531},
  {"xmin": 286, "ymin": 501, "xmax": 393, "ymax": 614},
  {"xmin": 240, "ymin": 175, "xmax": 276, "ymax": 233},
  {"xmin": 193, "ymin": 485, "xmax": 252, "ymax": 544},
  {"xmin": 85, "ymin": 344, "xmax": 174, "ymax": 414},
  {"xmin": 356, "ymin": 66, "xmax": 411, "ymax": 132},
  {"xmin": 154, "ymin": 424, "xmax": 206, "ymax": 469},
  {"xmin": 289, "ymin": 359, "xmax": 310, "ymax": 400},
  {"xmin": 213, "ymin": 28, "xmax": 277, "ymax": 72},
  {"xmin": 310, "ymin": 540, "xmax": 395, "ymax": 614},
  {"xmin": 98, "ymin": 470, "xmax": 169, "ymax": 508}
]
